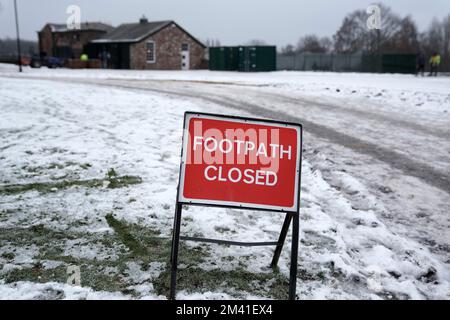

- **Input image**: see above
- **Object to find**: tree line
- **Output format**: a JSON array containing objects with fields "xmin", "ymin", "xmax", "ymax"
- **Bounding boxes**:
[
  {"xmin": 280, "ymin": 3, "xmax": 450, "ymax": 61},
  {"xmin": 0, "ymin": 38, "xmax": 38, "ymax": 58},
  {"xmin": 0, "ymin": 38, "xmax": 38, "ymax": 56}
]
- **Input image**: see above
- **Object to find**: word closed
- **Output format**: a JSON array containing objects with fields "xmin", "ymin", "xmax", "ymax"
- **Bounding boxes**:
[{"xmin": 178, "ymin": 113, "xmax": 302, "ymax": 212}]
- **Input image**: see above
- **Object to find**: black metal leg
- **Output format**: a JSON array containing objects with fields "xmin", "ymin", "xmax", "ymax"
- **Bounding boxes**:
[
  {"xmin": 289, "ymin": 214, "xmax": 299, "ymax": 300},
  {"xmin": 170, "ymin": 203, "xmax": 180, "ymax": 264},
  {"xmin": 270, "ymin": 213, "xmax": 292, "ymax": 268},
  {"xmin": 169, "ymin": 203, "xmax": 182, "ymax": 300}
]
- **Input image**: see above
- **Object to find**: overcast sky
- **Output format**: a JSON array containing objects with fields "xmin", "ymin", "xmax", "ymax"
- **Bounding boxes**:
[{"xmin": 0, "ymin": 0, "xmax": 449, "ymax": 46}]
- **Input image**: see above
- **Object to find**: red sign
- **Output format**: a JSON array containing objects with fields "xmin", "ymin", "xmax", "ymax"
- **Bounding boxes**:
[{"xmin": 178, "ymin": 112, "xmax": 302, "ymax": 212}]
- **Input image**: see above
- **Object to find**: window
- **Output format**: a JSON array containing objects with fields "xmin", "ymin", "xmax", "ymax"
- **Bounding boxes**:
[
  {"xmin": 146, "ymin": 41, "xmax": 155, "ymax": 63},
  {"xmin": 181, "ymin": 43, "xmax": 189, "ymax": 51}
]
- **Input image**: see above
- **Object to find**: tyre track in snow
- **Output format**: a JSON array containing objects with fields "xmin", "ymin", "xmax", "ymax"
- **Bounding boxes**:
[
  {"xmin": 5, "ymin": 75, "xmax": 450, "ymax": 194},
  {"xmin": 256, "ymin": 91, "xmax": 449, "ymax": 140}
]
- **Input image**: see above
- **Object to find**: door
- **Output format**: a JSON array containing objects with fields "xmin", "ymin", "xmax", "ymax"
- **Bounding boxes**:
[
  {"xmin": 181, "ymin": 43, "xmax": 190, "ymax": 70},
  {"xmin": 119, "ymin": 44, "xmax": 130, "ymax": 69}
]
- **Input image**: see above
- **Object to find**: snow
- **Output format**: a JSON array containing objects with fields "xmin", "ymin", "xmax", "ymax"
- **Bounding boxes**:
[
  {"xmin": 1, "ymin": 64, "xmax": 449, "ymax": 116},
  {"xmin": 0, "ymin": 64, "xmax": 449, "ymax": 300}
]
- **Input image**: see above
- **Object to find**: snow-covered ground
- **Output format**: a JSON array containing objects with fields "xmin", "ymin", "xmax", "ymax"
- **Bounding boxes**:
[{"xmin": 0, "ymin": 64, "xmax": 449, "ymax": 300}]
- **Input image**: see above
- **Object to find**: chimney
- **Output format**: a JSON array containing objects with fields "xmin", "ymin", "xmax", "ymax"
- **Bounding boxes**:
[{"xmin": 139, "ymin": 15, "xmax": 148, "ymax": 24}]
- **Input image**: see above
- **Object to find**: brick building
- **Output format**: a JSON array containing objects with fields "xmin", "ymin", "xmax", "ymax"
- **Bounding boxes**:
[
  {"xmin": 38, "ymin": 22, "xmax": 113, "ymax": 59},
  {"xmin": 88, "ymin": 18, "xmax": 206, "ymax": 70}
]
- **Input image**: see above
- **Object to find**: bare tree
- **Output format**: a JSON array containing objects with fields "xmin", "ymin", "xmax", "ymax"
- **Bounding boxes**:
[
  {"xmin": 0, "ymin": 38, "xmax": 38, "ymax": 55},
  {"xmin": 423, "ymin": 18, "xmax": 444, "ymax": 54},
  {"xmin": 280, "ymin": 44, "xmax": 295, "ymax": 55},
  {"xmin": 333, "ymin": 3, "xmax": 402, "ymax": 53},
  {"xmin": 245, "ymin": 39, "xmax": 267, "ymax": 46},
  {"xmin": 319, "ymin": 36, "xmax": 333, "ymax": 53},
  {"xmin": 419, "ymin": 15, "xmax": 450, "ymax": 70},
  {"xmin": 333, "ymin": 15, "xmax": 365, "ymax": 53},
  {"xmin": 205, "ymin": 38, "xmax": 221, "ymax": 47},
  {"xmin": 297, "ymin": 35, "xmax": 332, "ymax": 53},
  {"xmin": 386, "ymin": 16, "xmax": 420, "ymax": 53},
  {"xmin": 443, "ymin": 14, "xmax": 450, "ymax": 58}
]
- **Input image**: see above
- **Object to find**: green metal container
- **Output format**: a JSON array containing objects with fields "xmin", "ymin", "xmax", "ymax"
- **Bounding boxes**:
[
  {"xmin": 238, "ymin": 46, "xmax": 276, "ymax": 72},
  {"xmin": 208, "ymin": 47, "xmax": 239, "ymax": 71},
  {"xmin": 208, "ymin": 47, "xmax": 219, "ymax": 71},
  {"xmin": 209, "ymin": 46, "xmax": 276, "ymax": 72},
  {"xmin": 223, "ymin": 47, "xmax": 239, "ymax": 71}
]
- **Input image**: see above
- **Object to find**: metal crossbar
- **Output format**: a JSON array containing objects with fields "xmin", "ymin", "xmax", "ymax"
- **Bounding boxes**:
[
  {"xmin": 180, "ymin": 236, "xmax": 278, "ymax": 247},
  {"xmin": 170, "ymin": 204, "xmax": 299, "ymax": 300}
]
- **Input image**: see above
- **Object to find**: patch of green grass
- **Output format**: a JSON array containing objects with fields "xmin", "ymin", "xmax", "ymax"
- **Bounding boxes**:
[
  {"xmin": 0, "ymin": 225, "xmax": 76, "ymax": 247},
  {"xmin": 105, "ymin": 214, "xmax": 148, "ymax": 257},
  {"xmin": 104, "ymin": 214, "xmax": 206, "ymax": 267},
  {"xmin": 0, "ymin": 223, "xmax": 140, "ymax": 294},
  {"xmin": 214, "ymin": 226, "xmax": 231, "ymax": 233},
  {"xmin": 317, "ymin": 271, "xmax": 326, "ymax": 281},
  {"xmin": 0, "ymin": 170, "xmax": 142, "ymax": 195},
  {"xmin": 1, "ymin": 217, "xmax": 295, "ymax": 299},
  {"xmin": 79, "ymin": 163, "xmax": 92, "ymax": 170},
  {"xmin": 4, "ymin": 263, "xmax": 67, "ymax": 284},
  {"xmin": 78, "ymin": 264, "xmax": 129, "ymax": 293},
  {"xmin": 153, "ymin": 267, "xmax": 290, "ymax": 300},
  {"xmin": 221, "ymin": 256, "xmax": 235, "ymax": 262},
  {"xmin": 1, "ymin": 252, "xmax": 15, "ymax": 260},
  {"xmin": 22, "ymin": 162, "xmax": 91, "ymax": 174},
  {"xmin": 106, "ymin": 211, "xmax": 292, "ymax": 299},
  {"xmin": 5, "ymin": 262, "xmax": 67, "ymax": 283},
  {"xmin": 4, "ymin": 261, "xmax": 129, "ymax": 295}
]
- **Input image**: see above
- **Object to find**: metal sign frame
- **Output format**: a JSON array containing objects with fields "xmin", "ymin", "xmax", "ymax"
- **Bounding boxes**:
[{"xmin": 170, "ymin": 111, "xmax": 303, "ymax": 300}]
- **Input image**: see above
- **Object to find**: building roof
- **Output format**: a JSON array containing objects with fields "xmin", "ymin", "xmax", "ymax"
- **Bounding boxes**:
[
  {"xmin": 91, "ymin": 20, "xmax": 172, "ymax": 43},
  {"xmin": 44, "ymin": 22, "xmax": 114, "ymax": 33},
  {"xmin": 91, "ymin": 19, "xmax": 206, "ymax": 47}
]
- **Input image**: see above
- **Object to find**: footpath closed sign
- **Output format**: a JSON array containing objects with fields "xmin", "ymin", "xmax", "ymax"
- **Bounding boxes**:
[
  {"xmin": 178, "ymin": 112, "xmax": 302, "ymax": 212},
  {"xmin": 171, "ymin": 112, "xmax": 303, "ymax": 300}
]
